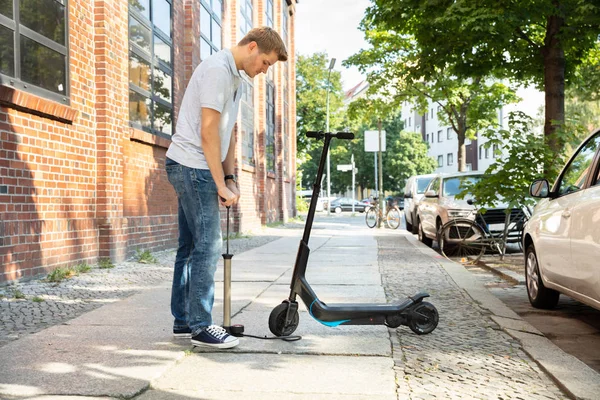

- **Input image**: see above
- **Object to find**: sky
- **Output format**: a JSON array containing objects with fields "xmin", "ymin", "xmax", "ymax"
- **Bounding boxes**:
[{"xmin": 294, "ymin": 0, "xmax": 371, "ymax": 91}]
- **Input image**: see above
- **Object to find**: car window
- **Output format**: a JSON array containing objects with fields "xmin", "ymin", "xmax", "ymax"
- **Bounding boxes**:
[
  {"xmin": 558, "ymin": 133, "xmax": 600, "ymax": 196},
  {"xmin": 442, "ymin": 176, "xmax": 481, "ymax": 197},
  {"xmin": 416, "ymin": 177, "xmax": 433, "ymax": 194},
  {"xmin": 429, "ymin": 178, "xmax": 440, "ymax": 194}
]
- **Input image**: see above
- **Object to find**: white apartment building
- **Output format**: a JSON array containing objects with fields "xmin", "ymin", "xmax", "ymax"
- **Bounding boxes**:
[{"xmin": 402, "ymin": 86, "xmax": 545, "ymax": 173}]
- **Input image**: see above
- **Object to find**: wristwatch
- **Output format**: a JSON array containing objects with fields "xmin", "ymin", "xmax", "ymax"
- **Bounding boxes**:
[{"xmin": 224, "ymin": 174, "xmax": 237, "ymax": 183}]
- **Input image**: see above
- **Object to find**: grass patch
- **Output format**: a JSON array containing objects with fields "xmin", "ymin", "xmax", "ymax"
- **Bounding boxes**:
[
  {"xmin": 226, "ymin": 232, "xmax": 251, "ymax": 240},
  {"xmin": 288, "ymin": 216, "xmax": 305, "ymax": 223},
  {"xmin": 99, "ymin": 258, "xmax": 115, "ymax": 269},
  {"xmin": 32, "ymin": 296, "xmax": 44, "ymax": 303},
  {"xmin": 76, "ymin": 263, "xmax": 92, "ymax": 273},
  {"xmin": 136, "ymin": 249, "xmax": 157, "ymax": 264},
  {"xmin": 47, "ymin": 267, "xmax": 75, "ymax": 282},
  {"xmin": 266, "ymin": 221, "xmax": 284, "ymax": 228},
  {"xmin": 13, "ymin": 290, "xmax": 25, "ymax": 299}
]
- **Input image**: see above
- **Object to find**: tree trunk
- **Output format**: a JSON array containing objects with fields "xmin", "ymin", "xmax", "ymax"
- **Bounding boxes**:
[
  {"xmin": 542, "ymin": 12, "xmax": 566, "ymax": 174},
  {"xmin": 457, "ymin": 120, "xmax": 467, "ymax": 172}
]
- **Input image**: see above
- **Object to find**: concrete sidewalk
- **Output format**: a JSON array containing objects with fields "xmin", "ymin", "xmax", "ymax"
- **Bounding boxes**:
[{"xmin": 0, "ymin": 216, "xmax": 598, "ymax": 399}]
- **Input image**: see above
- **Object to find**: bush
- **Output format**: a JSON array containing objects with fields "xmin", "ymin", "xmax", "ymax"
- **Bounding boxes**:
[{"xmin": 296, "ymin": 196, "xmax": 309, "ymax": 213}]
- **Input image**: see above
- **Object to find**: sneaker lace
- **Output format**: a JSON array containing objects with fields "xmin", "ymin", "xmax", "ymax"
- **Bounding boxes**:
[{"xmin": 205, "ymin": 325, "xmax": 228, "ymax": 340}]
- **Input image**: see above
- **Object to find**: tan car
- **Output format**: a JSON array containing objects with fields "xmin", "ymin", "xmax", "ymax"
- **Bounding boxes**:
[{"xmin": 523, "ymin": 129, "xmax": 600, "ymax": 311}]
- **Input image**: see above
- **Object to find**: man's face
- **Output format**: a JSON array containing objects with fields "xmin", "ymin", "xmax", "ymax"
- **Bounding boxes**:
[{"xmin": 244, "ymin": 44, "xmax": 279, "ymax": 78}]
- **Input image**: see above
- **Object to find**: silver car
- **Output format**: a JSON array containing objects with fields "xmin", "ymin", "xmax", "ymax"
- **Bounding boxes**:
[
  {"xmin": 523, "ymin": 129, "xmax": 600, "ymax": 311},
  {"xmin": 403, "ymin": 174, "xmax": 439, "ymax": 234}
]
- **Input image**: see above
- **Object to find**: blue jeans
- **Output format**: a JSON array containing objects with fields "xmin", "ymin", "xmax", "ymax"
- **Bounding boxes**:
[{"xmin": 165, "ymin": 158, "xmax": 222, "ymax": 335}]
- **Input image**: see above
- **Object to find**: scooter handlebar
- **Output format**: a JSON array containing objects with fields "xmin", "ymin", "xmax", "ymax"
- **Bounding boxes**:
[
  {"xmin": 335, "ymin": 132, "xmax": 354, "ymax": 140},
  {"xmin": 305, "ymin": 131, "xmax": 354, "ymax": 140}
]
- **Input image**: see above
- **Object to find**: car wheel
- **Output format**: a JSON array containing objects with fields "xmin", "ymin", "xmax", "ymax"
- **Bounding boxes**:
[
  {"xmin": 525, "ymin": 244, "xmax": 560, "ymax": 309},
  {"xmin": 335, "ymin": 206, "xmax": 342, "ymax": 214},
  {"xmin": 418, "ymin": 219, "xmax": 433, "ymax": 247},
  {"xmin": 405, "ymin": 213, "xmax": 413, "ymax": 232},
  {"xmin": 411, "ymin": 212, "xmax": 419, "ymax": 234}
]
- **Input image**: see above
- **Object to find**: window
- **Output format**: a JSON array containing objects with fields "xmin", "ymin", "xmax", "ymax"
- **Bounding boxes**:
[
  {"xmin": 129, "ymin": 0, "xmax": 174, "ymax": 136},
  {"xmin": 558, "ymin": 132, "xmax": 600, "ymax": 196},
  {"xmin": 430, "ymin": 177, "xmax": 441, "ymax": 194},
  {"xmin": 493, "ymin": 143, "xmax": 499, "ymax": 158},
  {"xmin": 485, "ymin": 146, "xmax": 489, "ymax": 159},
  {"xmin": 265, "ymin": 0, "xmax": 273, "ymax": 27},
  {"xmin": 431, "ymin": 108, "xmax": 434, "ymax": 118},
  {"xmin": 437, "ymin": 155, "xmax": 443, "ymax": 167},
  {"xmin": 239, "ymin": 0, "xmax": 253, "ymax": 38},
  {"xmin": 443, "ymin": 176, "xmax": 481, "ymax": 197},
  {"xmin": 408, "ymin": 117, "xmax": 411, "ymax": 127},
  {"xmin": 447, "ymin": 128, "xmax": 452, "ymax": 140},
  {"xmin": 466, "ymin": 163, "xmax": 472, "ymax": 171},
  {"xmin": 431, "ymin": 133, "xmax": 434, "ymax": 143},
  {"xmin": 240, "ymin": 78, "xmax": 254, "ymax": 166},
  {"xmin": 200, "ymin": 0, "xmax": 222, "ymax": 60},
  {"xmin": 282, "ymin": 60, "xmax": 289, "ymax": 176},
  {"xmin": 426, "ymin": 134, "xmax": 429, "ymax": 143},
  {"xmin": 437, "ymin": 130, "xmax": 443, "ymax": 142},
  {"xmin": 0, "ymin": 0, "xmax": 68, "ymax": 100},
  {"xmin": 266, "ymin": 77, "xmax": 275, "ymax": 172},
  {"xmin": 447, "ymin": 153, "xmax": 453, "ymax": 166},
  {"xmin": 479, "ymin": 145, "xmax": 483, "ymax": 159},
  {"xmin": 281, "ymin": 0, "xmax": 288, "ymax": 45}
]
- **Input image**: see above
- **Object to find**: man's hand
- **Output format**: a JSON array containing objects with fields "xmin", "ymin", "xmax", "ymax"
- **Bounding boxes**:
[
  {"xmin": 218, "ymin": 182, "xmax": 240, "ymax": 207},
  {"xmin": 227, "ymin": 180, "xmax": 241, "ymax": 201}
]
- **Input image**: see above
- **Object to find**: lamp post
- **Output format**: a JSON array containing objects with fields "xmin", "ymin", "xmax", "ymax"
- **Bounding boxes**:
[{"xmin": 325, "ymin": 57, "xmax": 336, "ymax": 215}]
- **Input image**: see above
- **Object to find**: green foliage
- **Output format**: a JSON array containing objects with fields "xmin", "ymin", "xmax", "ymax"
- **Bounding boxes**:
[
  {"xmin": 12, "ymin": 289, "xmax": 25, "ymax": 299},
  {"xmin": 32, "ymin": 296, "xmax": 44, "ymax": 303},
  {"xmin": 296, "ymin": 196, "xmax": 309, "ymax": 213},
  {"xmin": 99, "ymin": 258, "xmax": 115, "ymax": 269},
  {"xmin": 345, "ymin": 23, "xmax": 519, "ymax": 171},
  {"xmin": 461, "ymin": 112, "xmax": 584, "ymax": 209},
  {"xmin": 47, "ymin": 267, "xmax": 74, "ymax": 282},
  {"xmin": 296, "ymin": 52, "xmax": 346, "ymax": 160},
  {"xmin": 76, "ymin": 263, "xmax": 92, "ymax": 273},
  {"xmin": 136, "ymin": 249, "xmax": 157, "ymax": 264}
]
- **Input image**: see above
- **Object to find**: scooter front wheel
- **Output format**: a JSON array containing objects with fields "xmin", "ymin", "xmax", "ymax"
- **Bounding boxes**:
[
  {"xmin": 269, "ymin": 303, "xmax": 300, "ymax": 336},
  {"xmin": 408, "ymin": 301, "xmax": 439, "ymax": 335}
]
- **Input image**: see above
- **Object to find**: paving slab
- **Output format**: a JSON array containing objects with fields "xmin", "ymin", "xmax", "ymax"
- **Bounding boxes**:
[
  {"xmin": 210, "ymin": 310, "xmax": 391, "ymax": 356},
  {"xmin": 278, "ymin": 268, "xmax": 382, "ymax": 285},
  {"xmin": 137, "ymin": 390, "xmax": 394, "ymax": 400},
  {"xmin": 151, "ymin": 353, "xmax": 396, "ymax": 397}
]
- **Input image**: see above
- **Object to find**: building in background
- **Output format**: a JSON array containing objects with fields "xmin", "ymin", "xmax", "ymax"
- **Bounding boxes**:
[
  {"xmin": 401, "ymin": 86, "xmax": 544, "ymax": 173},
  {"xmin": 0, "ymin": 0, "xmax": 298, "ymax": 282}
]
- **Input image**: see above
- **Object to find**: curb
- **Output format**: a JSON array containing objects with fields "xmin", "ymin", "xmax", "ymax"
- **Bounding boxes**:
[{"xmin": 405, "ymin": 233, "xmax": 600, "ymax": 400}]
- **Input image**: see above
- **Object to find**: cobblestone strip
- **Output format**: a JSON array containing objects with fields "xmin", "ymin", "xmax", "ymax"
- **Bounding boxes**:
[
  {"xmin": 0, "ymin": 235, "xmax": 281, "ymax": 348},
  {"xmin": 378, "ymin": 235, "xmax": 567, "ymax": 400}
]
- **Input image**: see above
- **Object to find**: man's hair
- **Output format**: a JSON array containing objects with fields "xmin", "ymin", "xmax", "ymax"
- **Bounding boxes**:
[{"xmin": 239, "ymin": 26, "xmax": 288, "ymax": 62}]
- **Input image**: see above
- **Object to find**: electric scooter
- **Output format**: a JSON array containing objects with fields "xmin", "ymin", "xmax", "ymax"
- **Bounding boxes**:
[{"xmin": 268, "ymin": 130, "xmax": 439, "ymax": 336}]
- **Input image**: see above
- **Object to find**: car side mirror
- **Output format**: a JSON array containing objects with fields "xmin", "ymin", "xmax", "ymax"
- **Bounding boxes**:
[
  {"xmin": 530, "ymin": 179, "xmax": 550, "ymax": 198},
  {"xmin": 424, "ymin": 190, "xmax": 437, "ymax": 198},
  {"xmin": 404, "ymin": 193, "xmax": 412, "ymax": 199}
]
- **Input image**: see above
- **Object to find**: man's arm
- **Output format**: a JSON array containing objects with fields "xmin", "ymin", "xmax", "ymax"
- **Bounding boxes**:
[
  {"xmin": 201, "ymin": 107, "xmax": 236, "ymax": 206},
  {"xmin": 222, "ymin": 130, "xmax": 241, "ymax": 201}
]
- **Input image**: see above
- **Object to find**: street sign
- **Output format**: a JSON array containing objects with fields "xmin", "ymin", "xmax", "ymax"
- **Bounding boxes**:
[
  {"xmin": 337, "ymin": 164, "xmax": 353, "ymax": 171},
  {"xmin": 364, "ymin": 130, "xmax": 386, "ymax": 152}
]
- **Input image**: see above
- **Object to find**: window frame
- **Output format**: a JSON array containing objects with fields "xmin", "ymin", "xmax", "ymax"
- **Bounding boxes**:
[
  {"xmin": 128, "ymin": 0, "xmax": 174, "ymax": 137},
  {"xmin": 554, "ymin": 131, "xmax": 600, "ymax": 197},
  {"xmin": 266, "ymin": 77, "xmax": 276, "ymax": 173},
  {"xmin": 265, "ymin": 0, "xmax": 274, "ymax": 27},
  {"xmin": 200, "ymin": 0, "xmax": 223, "ymax": 59},
  {"xmin": 239, "ymin": 0, "xmax": 253, "ymax": 38},
  {"xmin": 0, "ymin": 0, "xmax": 70, "ymax": 103},
  {"xmin": 240, "ymin": 77, "xmax": 255, "ymax": 166}
]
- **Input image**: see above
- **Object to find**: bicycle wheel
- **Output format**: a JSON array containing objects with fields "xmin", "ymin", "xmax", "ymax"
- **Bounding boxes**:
[
  {"xmin": 386, "ymin": 208, "xmax": 401, "ymax": 229},
  {"xmin": 365, "ymin": 207, "xmax": 378, "ymax": 228},
  {"xmin": 438, "ymin": 219, "xmax": 486, "ymax": 262}
]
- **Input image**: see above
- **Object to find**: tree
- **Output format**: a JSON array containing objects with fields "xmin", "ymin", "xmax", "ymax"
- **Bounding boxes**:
[
  {"xmin": 345, "ymin": 32, "xmax": 518, "ymax": 171},
  {"xmin": 295, "ymin": 52, "xmax": 346, "ymax": 160},
  {"xmin": 360, "ymin": 0, "xmax": 600, "ymax": 173}
]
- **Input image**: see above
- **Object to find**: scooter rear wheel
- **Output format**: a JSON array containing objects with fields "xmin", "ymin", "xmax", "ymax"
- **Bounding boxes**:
[
  {"xmin": 408, "ymin": 301, "xmax": 439, "ymax": 335},
  {"xmin": 269, "ymin": 303, "xmax": 300, "ymax": 336}
]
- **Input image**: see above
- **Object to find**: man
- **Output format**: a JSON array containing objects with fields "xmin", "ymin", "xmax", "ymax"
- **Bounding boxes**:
[{"xmin": 165, "ymin": 27, "xmax": 288, "ymax": 349}]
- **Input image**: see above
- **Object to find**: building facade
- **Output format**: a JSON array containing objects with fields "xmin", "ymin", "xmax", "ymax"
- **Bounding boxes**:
[
  {"xmin": 0, "ymin": 0, "xmax": 298, "ymax": 283},
  {"xmin": 401, "ymin": 86, "xmax": 544, "ymax": 173}
]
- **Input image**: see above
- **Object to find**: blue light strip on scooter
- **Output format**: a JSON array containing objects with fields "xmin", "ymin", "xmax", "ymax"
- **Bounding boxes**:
[{"xmin": 309, "ymin": 300, "xmax": 350, "ymax": 327}]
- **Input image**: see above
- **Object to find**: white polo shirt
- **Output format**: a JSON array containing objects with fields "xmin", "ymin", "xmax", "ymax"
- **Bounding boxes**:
[{"xmin": 166, "ymin": 49, "xmax": 242, "ymax": 169}]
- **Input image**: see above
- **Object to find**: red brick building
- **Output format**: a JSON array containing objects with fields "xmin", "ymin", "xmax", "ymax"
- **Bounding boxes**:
[{"xmin": 0, "ymin": 0, "xmax": 298, "ymax": 283}]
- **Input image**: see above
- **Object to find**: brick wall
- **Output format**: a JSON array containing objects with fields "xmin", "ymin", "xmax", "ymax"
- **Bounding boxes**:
[{"xmin": 0, "ymin": 0, "xmax": 297, "ymax": 283}]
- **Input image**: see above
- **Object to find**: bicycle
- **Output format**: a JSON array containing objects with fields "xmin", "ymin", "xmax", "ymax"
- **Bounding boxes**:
[
  {"xmin": 365, "ymin": 198, "xmax": 402, "ymax": 229},
  {"xmin": 437, "ymin": 200, "xmax": 531, "ymax": 263}
]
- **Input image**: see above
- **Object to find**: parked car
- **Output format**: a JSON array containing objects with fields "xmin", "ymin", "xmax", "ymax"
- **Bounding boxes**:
[
  {"xmin": 385, "ymin": 196, "xmax": 404, "ymax": 210},
  {"xmin": 403, "ymin": 174, "xmax": 439, "ymax": 234},
  {"xmin": 523, "ymin": 129, "xmax": 600, "ymax": 311},
  {"xmin": 329, "ymin": 197, "xmax": 371, "ymax": 213},
  {"xmin": 416, "ymin": 171, "xmax": 525, "ymax": 247}
]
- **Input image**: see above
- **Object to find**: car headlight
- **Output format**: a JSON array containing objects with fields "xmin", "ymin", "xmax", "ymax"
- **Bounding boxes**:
[{"xmin": 447, "ymin": 209, "xmax": 472, "ymax": 218}]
